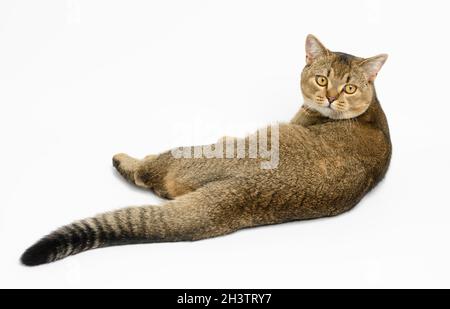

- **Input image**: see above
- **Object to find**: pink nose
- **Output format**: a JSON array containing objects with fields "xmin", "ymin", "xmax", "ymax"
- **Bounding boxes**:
[{"xmin": 327, "ymin": 96, "xmax": 336, "ymax": 103}]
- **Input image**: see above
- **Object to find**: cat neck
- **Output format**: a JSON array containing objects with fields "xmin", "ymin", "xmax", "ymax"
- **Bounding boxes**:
[
  {"xmin": 290, "ymin": 105, "xmax": 331, "ymax": 127},
  {"xmin": 291, "ymin": 95, "xmax": 390, "ymax": 138},
  {"xmin": 357, "ymin": 96, "xmax": 391, "ymax": 140}
]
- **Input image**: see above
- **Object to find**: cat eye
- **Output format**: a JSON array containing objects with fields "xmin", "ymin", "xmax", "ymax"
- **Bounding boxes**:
[
  {"xmin": 344, "ymin": 84, "xmax": 357, "ymax": 94},
  {"xmin": 315, "ymin": 75, "xmax": 328, "ymax": 87}
]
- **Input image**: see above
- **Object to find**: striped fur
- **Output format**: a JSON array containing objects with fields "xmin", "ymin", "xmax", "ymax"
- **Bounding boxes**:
[
  {"xmin": 21, "ymin": 179, "xmax": 248, "ymax": 266},
  {"xmin": 21, "ymin": 35, "xmax": 391, "ymax": 266}
]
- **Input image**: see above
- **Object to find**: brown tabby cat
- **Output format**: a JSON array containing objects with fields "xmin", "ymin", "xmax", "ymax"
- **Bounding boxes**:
[{"xmin": 21, "ymin": 35, "xmax": 391, "ymax": 266}]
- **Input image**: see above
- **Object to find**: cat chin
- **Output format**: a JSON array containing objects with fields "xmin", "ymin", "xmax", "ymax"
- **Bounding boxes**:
[
  {"xmin": 304, "ymin": 99, "xmax": 338, "ymax": 118},
  {"xmin": 304, "ymin": 99, "xmax": 363, "ymax": 120}
]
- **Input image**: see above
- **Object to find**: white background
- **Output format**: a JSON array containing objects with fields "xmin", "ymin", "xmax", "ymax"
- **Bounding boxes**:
[{"xmin": 1, "ymin": 0, "xmax": 449, "ymax": 288}]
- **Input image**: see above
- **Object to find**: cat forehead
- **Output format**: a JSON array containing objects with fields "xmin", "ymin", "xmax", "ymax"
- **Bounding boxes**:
[{"xmin": 309, "ymin": 52, "xmax": 365, "ymax": 82}]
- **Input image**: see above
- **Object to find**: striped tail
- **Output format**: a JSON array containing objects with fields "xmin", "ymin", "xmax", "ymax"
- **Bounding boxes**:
[
  {"xmin": 21, "ymin": 179, "xmax": 248, "ymax": 266},
  {"xmin": 21, "ymin": 206, "xmax": 175, "ymax": 266},
  {"xmin": 21, "ymin": 203, "xmax": 216, "ymax": 266}
]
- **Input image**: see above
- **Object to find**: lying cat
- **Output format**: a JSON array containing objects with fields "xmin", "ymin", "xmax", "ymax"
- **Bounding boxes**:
[{"xmin": 21, "ymin": 35, "xmax": 391, "ymax": 266}]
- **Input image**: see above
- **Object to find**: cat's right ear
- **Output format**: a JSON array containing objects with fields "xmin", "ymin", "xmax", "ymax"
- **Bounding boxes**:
[
  {"xmin": 359, "ymin": 54, "xmax": 388, "ymax": 82},
  {"xmin": 305, "ymin": 34, "xmax": 329, "ymax": 65}
]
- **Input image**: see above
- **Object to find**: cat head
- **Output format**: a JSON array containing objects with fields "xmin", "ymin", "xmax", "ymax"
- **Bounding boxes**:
[{"xmin": 301, "ymin": 34, "xmax": 387, "ymax": 119}]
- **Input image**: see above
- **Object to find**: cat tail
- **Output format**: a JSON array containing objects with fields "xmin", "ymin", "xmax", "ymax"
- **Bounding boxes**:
[{"xmin": 20, "ymin": 179, "xmax": 249, "ymax": 266}]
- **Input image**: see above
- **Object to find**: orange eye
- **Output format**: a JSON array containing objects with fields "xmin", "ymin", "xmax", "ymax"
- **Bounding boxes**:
[
  {"xmin": 315, "ymin": 75, "xmax": 328, "ymax": 87},
  {"xmin": 344, "ymin": 84, "xmax": 357, "ymax": 94}
]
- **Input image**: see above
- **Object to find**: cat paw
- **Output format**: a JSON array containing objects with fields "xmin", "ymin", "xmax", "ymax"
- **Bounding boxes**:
[{"xmin": 112, "ymin": 153, "xmax": 140, "ymax": 183}]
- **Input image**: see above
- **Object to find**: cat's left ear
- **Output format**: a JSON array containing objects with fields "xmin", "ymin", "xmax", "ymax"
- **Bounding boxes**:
[
  {"xmin": 359, "ymin": 54, "xmax": 388, "ymax": 82},
  {"xmin": 305, "ymin": 34, "xmax": 329, "ymax": 65}
]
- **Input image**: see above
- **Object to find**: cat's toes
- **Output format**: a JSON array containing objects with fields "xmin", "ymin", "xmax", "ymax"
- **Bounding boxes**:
[
  {"xmin": 113, "ymin": 153, "xmax": 129, "ymax": 169},
  {"xmin": 112, "ymin": 154, "xmax": 123, "ymax": 169},
  {"xmin": 112, "ymin": 153, "xmax": 140, "ymax": 183}
]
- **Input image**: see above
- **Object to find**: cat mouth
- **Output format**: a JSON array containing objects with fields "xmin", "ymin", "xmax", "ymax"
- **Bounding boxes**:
[
  {"xmin": 319, "ymin": 102, "xmax": 333, "ymax": 109},
  {"xmin": 322, "ymin": 102, "xmax": 340, "ymax": 111},
  {"xmin": 304, "ymin": 99, "xmax": 338, "ymax": 115},
  {"xmin": 313, "ymin": 99, "xmax": 333, "ymax": 109}
]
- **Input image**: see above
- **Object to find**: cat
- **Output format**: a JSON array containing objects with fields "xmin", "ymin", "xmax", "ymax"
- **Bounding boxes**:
[{"xmin": 21, "ymin": 35, "xmax": 391, "ymax": 266}]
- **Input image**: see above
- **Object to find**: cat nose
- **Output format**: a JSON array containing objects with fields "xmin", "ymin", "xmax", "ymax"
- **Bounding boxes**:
[{"xmin": 327, "ymin": 96, "xmax": 336, "ymax": 103}]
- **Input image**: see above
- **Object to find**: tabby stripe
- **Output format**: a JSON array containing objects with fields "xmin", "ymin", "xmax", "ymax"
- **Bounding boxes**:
[
  {"xmin": 62, "ymin": 226, "xmax": 75, "ymax": 257},
  {"xmin": 157, "ymin": 208, "xmax": 166, "ymax": 238},
  {"xmin": 102, "ymin": 212, "xmax": 120, "ymax": 240},
  {"xmin": 71, "ymin": 223, "xmax": 88, "ymax": 254},
  {"xmin": 53, "ymin": 231, "xmax": 67, "ymax": 261},
  {"xmin": 126, "ymin": 208, "xmax": 135, "ymax": 238},
  {"xmin": 48, "ymin": 253, "xmax": 55, "ymax": 263},
  {"xmin": 101, "ymin": 213, "xmax": 118, "ymax": 243},
  {"xmin": 84, "ymin": 219, "xmax": 100, "ymax": 249},
  {"xmin": 139, "ymin": 207, "xmax": 147, "ymax": 239},
  {"xmin": 92, "ymin": 217, "xmax": 107, "ymax": 247},
  {"xmin": 80, "ymin": 221, "xmax": 96, "ymax": 250},
  {"xmin": 158, "ymin": 208, "xmax": 164, "ymax": 237},
  {"xmin": 113, "ymin": 212, "xmax": 125, "ymax": 240}
]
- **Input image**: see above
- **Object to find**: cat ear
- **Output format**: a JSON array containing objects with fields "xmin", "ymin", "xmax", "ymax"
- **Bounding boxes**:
[
  {"xmin": 359, "ymin": 54, "xmax": 388, "ymax": 82},
  {"xmin": 305, "ymin": 34, "xmax": 329, "ymax": 64}
]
